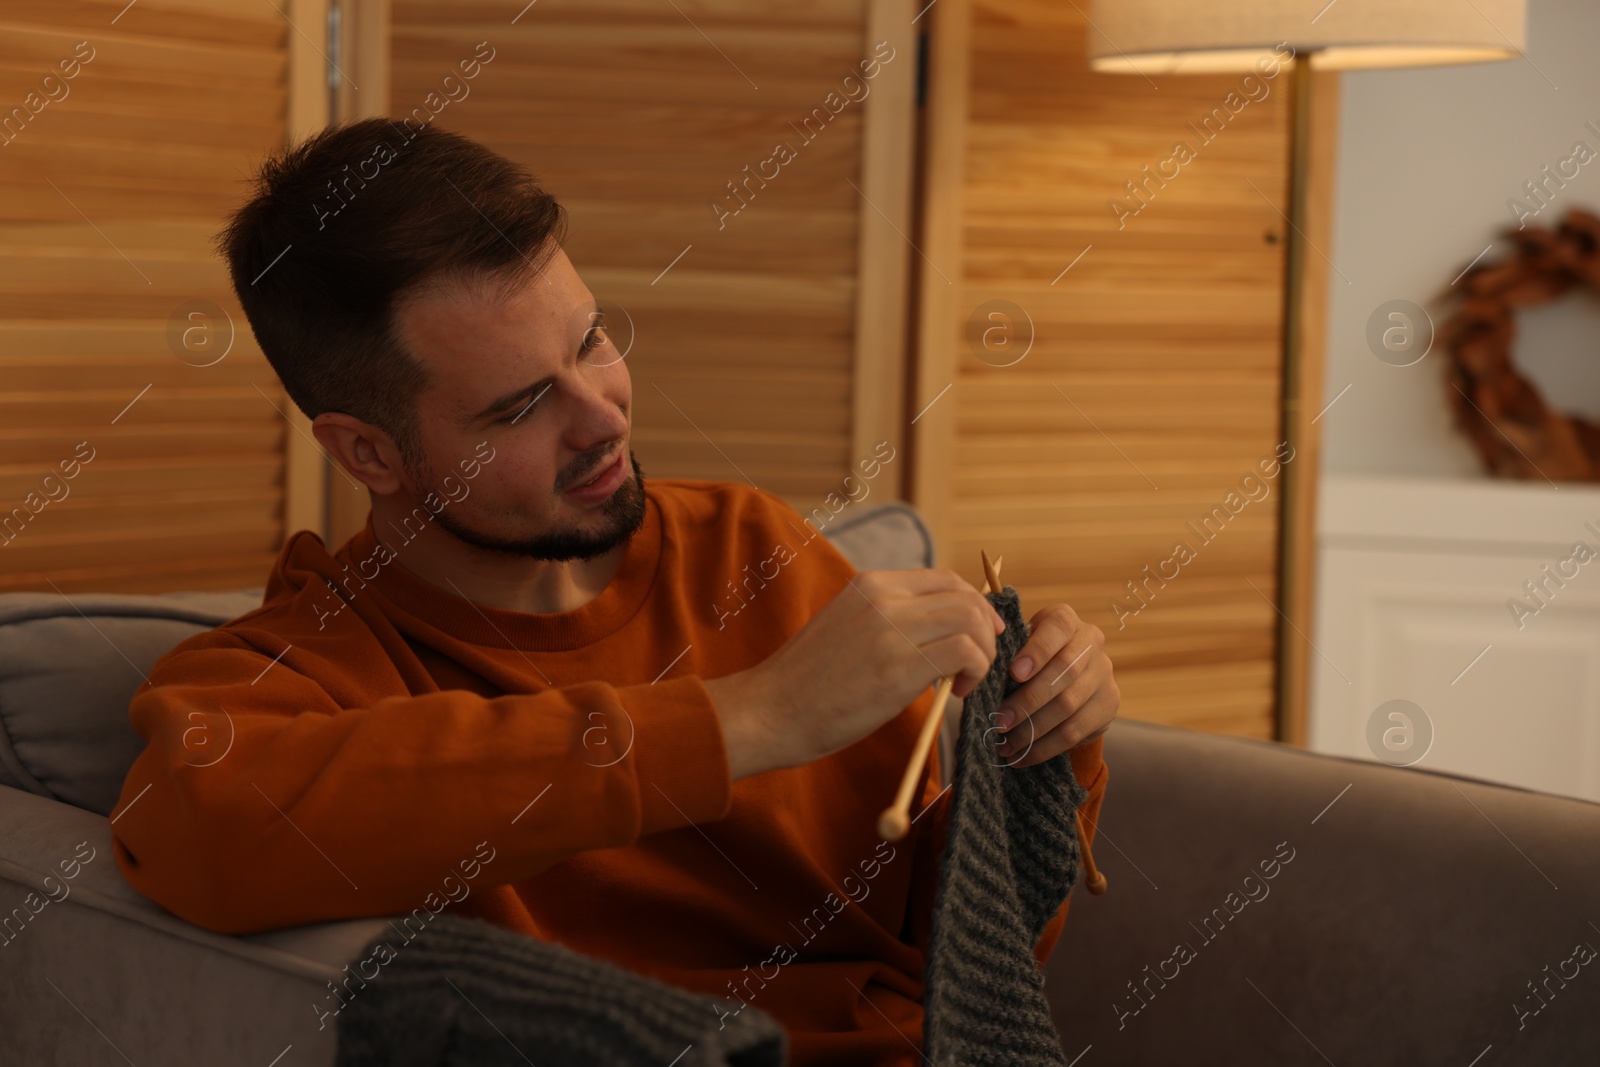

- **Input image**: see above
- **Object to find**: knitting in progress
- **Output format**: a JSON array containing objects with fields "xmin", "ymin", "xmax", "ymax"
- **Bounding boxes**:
[
  {"xmin": 921, "ymin": 585, "xmax": 1089, "ymax": 1066},
  {"xmin": 334, "ymin": 584, "xmax": 1088, "ymax": 1067}
]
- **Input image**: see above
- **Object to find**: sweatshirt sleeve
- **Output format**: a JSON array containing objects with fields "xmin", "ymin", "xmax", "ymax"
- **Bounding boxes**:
[{"xmin": 111, "ymin": 633, "xmax": 733, "ymax": 935}]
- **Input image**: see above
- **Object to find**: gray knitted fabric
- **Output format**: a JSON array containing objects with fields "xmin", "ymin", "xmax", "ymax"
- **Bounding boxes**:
[
  {"xmin": 335, "ymin": 912, "xmax": 786, "ymax": 1067},
  {"xmin": 922, "ymin": 586, "xmax": 1089, "ymax": 1067}
]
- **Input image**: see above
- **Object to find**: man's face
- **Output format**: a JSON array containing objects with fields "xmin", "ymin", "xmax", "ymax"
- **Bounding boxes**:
[{"xmin": 390, "ymin": 243, "xmax": 646, "ymax": 561}]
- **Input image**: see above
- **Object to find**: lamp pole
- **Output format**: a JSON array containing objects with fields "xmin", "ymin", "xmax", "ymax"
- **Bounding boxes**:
[{"xmin": 1274, "ymin": 54, "xmax": 1314, "ymax": 745}]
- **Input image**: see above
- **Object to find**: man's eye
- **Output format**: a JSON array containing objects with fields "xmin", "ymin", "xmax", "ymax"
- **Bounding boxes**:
[
  {"xmin": 498, "ymin": 382, "xmax": 555, "ymax": 426},
  {"xmin": 498, "ymin": 399, "xmax": 536, "ymax": 425},
  {"xmin": 582, "ymin": 325, "xmax": 608, "ymax": 354}
]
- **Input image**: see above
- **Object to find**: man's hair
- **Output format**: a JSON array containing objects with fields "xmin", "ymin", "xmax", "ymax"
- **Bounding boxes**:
[{"xmin": 216, "ymin": 118, "xmax": 567, "ymax": 472}]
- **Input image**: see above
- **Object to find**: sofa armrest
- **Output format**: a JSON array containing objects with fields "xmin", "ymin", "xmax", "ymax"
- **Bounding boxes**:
[
  {"xmin": 0, "ymin": 783, "xmax": 396, "ymax": 1065},
  {"xmin": 1044, "ymin": 720, "xmax": 1600, "ymax": 1063}
]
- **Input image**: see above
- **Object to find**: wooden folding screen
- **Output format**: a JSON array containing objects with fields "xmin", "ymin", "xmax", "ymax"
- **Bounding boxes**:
[
  {"xmin": 0, "ymin": 0, "xmax": 322, "ymax": 593},
  {"xmin": 914, "ymin": 0, "xmax": 1308, "ymax": 739}
]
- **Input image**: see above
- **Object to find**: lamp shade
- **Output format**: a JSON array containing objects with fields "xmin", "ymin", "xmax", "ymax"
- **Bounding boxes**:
[{"xmin": 1087, "ymin": 0, "xmax": 1526, "ymax": 73}]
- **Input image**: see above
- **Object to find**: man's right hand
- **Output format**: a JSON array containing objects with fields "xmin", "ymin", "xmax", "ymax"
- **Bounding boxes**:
[{"xmin": 704, "ymin": 568, "xmax": 1005, "ymax": 781}]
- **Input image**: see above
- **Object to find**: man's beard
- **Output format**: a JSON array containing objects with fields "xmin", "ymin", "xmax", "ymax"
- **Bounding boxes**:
[{"xmin": 429, "ymin": 452, "xmax": 648, "ymax": 562}]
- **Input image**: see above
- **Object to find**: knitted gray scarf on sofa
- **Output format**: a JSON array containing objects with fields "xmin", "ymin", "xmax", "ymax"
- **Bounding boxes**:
[
  {"xmin": 335, "ymin": 586, "xmax": 1084, "ymax": 1067},
  {"xmin": 335, "ymin": 912, "xmax": 786, "ymax": 1066}
]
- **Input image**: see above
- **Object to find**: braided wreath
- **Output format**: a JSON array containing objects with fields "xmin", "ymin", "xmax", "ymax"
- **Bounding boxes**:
[{"xmin": 1444, "ymin": 207, "xmax": 1600, "ymax": 481}]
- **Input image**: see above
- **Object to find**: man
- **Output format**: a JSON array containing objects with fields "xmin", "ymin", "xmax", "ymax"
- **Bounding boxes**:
[{"xmin": 112, "ymin": 118, "xmax": 1118, "ymax": 1066}]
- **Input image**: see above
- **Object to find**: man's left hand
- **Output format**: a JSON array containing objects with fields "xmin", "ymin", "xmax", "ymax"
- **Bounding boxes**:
[{"xmin": 992, "ymin": 603, "xmax": 1119, "ymax": 768}]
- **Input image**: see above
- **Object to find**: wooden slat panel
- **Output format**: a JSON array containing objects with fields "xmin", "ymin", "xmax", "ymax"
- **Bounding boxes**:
[
  {"xmin": 0, "ymin": 359, "xmax": 273, "ymax": 390},
  {"xmin": 915, "ymin": 0, "xmax": 1290, "ymax": 737},
  {"xmin": 1115, "ymin": 661, "xmax": 1277, "ymax": 739},
  {"xmin": 0, "ymin": 554, "xmax": 282, "ymax": 596},
  {"xmin": 1, "ymin": 0, "xmax": 281, "ymax": 47},
  {"xmin": 0, "ymin": 456, "xmax": 279, "ymax": 497},
  {"xmin": 0, "ymin": 489, "xmax": 280, "ymax": 540},
  {"xmin": 0, "ymin": 0, "xmax": 299, "ymax": 594},
  {"xmin": 0, "ymin": 10, "xmax": 285, "ymax": 223},
  {"xmin": 0, "ymin": 522, "xmax": 284, "ymax": 574},
  {"xmin": 0, "ymin": 425, "xmax": 283, "ymax": 464}
]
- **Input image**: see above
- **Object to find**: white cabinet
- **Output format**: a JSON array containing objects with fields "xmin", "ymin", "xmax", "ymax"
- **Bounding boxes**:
[{"xmin": 1310, "ymin": 475, "xmax": 1600, "ymax": 801}]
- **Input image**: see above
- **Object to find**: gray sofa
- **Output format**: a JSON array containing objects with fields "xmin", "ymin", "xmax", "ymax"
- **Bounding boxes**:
[{"xmin": 2, "ymin": 501, "xmax": 1597, "ymax": 1065}]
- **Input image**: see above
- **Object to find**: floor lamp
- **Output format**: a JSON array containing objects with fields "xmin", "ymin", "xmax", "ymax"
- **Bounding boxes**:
[{"xmin": 1084, "ymin": 0, "xmax": 1527, "ymax": 743}]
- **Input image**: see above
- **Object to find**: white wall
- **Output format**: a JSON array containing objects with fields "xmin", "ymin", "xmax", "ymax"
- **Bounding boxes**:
[{"xmin": 1321, "ymin": 0, "xmax": 1600, "ymax": 477}]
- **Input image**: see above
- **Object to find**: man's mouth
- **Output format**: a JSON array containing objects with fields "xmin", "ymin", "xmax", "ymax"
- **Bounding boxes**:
[
  {"xmin": 564, "ymin": 449, "xmax": 627, "ymax": 499},
  {"xmin": 573, "ymin": 454, "xmax": 614, "ymax": 489}
]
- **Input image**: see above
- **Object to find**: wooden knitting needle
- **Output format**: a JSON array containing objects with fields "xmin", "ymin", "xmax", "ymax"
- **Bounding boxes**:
[
  {"xmin": 980, "ymin": 549, "xmax": 1002, "ymax": 597},
  {"xmin": 1077, "ymin": 810, "xmax": 1107, "ymax": 895},
  {"xmin": 877, "ymin": 676, "xmax": 955, "ymax": 841},
  {"xmin": 980, "ymin": 552, "xmax": 1107, "ymax": 895}
]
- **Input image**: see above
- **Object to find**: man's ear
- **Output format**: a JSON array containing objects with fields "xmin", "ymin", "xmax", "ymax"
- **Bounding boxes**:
[{"xmin": 312, "ymin": 412, "xmax": 409, "ymax": 496}]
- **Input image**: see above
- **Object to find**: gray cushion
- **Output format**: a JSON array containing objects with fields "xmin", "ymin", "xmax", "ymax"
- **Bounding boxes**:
[
  {"xmin": 0, "ymin": 590, "xmax": 263, "ymax": 815},
  {"xmin": 0, "ymin": 500, "xmax": 933, "ymax": 818},
  {"xmin": 820, "ymin": 500, "xmax": 937, "ymax": 570}
]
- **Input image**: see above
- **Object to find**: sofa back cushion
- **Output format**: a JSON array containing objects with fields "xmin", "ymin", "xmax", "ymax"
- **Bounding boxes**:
[
  {"xmin": 0, "ymin": 501, "xmax": 933, "ymax": 816},
  {"xmin": 0, "ymin": 590, "xmax": 264, "ymax": 815}
]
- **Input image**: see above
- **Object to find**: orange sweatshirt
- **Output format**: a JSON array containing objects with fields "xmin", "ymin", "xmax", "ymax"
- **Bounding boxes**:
[{"xmin": 112, "ymin": 479, "xmax": 1106, "ymax": 1066}]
